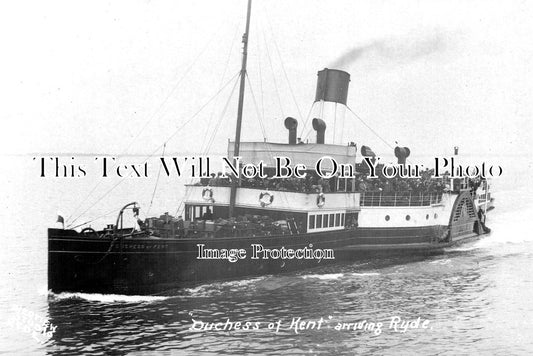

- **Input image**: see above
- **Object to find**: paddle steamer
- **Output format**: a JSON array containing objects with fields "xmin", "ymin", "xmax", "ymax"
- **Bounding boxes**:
[{"xmin": 48, "ymin": 0, "xmax": 493, "ymax": 295}]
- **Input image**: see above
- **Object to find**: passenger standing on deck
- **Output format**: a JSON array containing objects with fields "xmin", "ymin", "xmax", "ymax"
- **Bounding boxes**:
[
  {"xmin": 208, "ymin": 173, "xmax": 217, "ymax": 186},
  {"xmin": 203, "ymin": 208, "xmax": 213, "ymax": 221},
  {"xmin": 177, "ymin": 216, "xmax": 184, "ymax": 229}
]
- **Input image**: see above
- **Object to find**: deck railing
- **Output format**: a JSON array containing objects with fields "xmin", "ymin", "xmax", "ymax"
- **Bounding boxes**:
[{"xmin": 360, "ymin": 192, "xmax": 443, "ymax": 207}]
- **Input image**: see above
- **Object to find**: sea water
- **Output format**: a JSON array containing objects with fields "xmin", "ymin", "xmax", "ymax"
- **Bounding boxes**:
[{"xmin": 0, "ymin": 154, "xmax": 532, "ymax": 355}]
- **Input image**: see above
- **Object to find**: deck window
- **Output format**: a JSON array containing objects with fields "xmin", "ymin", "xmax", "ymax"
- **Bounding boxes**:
[
  {"xmin": 186, "ymin": 204, "xmax": 215, "ymax": 221},
  {"xmin": 338, "ymin": 178, "xmax": 347, "ymax": 192},
  {"xmin": 194, "ymin": 206, "xmax": 201, "ymax": 219},
  {"xmin": 347, "ymin": 179, "xmax": 354, "ymax": 192},
  {"xmin": 307, "ymin": 211, "xmax": 347, "ymax": 232}
]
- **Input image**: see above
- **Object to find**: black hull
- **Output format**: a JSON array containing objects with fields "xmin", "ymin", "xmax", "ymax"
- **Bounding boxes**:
[{"xmin": 48, "ymin": 225, "xmax": 485, "ymax": 295}]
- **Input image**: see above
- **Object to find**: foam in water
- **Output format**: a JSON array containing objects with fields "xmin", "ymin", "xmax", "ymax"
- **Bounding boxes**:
[
  {"xmin": 429, "ymin": 259, "xmax": 451, "ymax": 265},
  {"xmin": 48, "ymin": 291, "xmax": 169, "ymax": 303},
  {"xmin": 445, "ymin": 187, "xmax": 533, "ymax": 254},
  {"xmin": 180, "ymin": 276, "xmax": 267, "ymax": 297},
  {"xmin": 302, "ymin": 273, "xmax": 345, "ymax": 280},
  {"xmin": 301, "ymin": 272, "xmax": 380, "ymax": 280}
]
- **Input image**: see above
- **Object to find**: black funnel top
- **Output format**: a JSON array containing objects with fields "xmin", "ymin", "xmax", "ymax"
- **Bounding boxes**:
[{"xmin": 314, "ymin": 68, "xmax": 350, "ymax": 105}]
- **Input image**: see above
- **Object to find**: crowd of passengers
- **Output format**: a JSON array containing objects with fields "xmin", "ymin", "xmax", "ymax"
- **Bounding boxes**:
[
  {"xmin": 197, "ymin": 165, "xmax": 486, "ymax": 195},
  {"xmin": 197, "ymin": 161, "xmax": 489, "ymax": 196},
  {"xmin": 145, "ymin": 211, "xmax": 302, "ymax": 238}
]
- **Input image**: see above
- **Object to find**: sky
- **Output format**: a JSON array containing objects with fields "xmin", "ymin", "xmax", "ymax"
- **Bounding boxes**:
[{"xmin": 1, "ymin": 0, "xmax": 532, "ymax": 163}]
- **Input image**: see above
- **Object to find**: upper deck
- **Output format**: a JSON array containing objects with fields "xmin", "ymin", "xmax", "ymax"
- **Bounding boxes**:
[
  {"xmin": 184, "ymin": 184, "xmax": 361, "ymax": 212},
  {"xmin": 227, "ymin": 141, "xmax": 357, "ymax": 169},
  {"xmin": 184, "ymin": 184, "xmax": 445, "ymax": 212}
]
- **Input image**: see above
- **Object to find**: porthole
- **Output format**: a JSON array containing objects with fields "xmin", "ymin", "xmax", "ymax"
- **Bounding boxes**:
[
  {"xmin": 385, "ymin": 215, "xmax": 390, "ymax": 221},
  {"xmin": 434, "ymin": 213, "xmax": 438, "ymax": 219},
  {"xmin": 426, "ymin": 214, "xmax": 429, "ymax": 220},
  {"xmin": 405, "ymin": 215, "xmax": 411, "ymax": 221}
]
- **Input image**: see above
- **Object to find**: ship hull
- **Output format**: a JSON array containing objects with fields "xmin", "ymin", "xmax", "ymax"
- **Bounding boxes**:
[{"xmin": 48, "ymin": 225, "xmax": 485, "ymax": 295}]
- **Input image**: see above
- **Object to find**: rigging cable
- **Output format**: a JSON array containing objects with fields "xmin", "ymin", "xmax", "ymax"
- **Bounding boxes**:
[
  {"xmin": 245, "ymin": 73, "xmax": 267, "ymax": 140},
  {"xmin": 298, "ymin": 102, "xmax": 315, "ymax": 143},
  {"xmin": 302, "ymin": 101, "xmax": 321, "ymax": 142},
  {"xmin": 68, "ymin": 71, "xmax": 241, "ymax": 228},
  {"xmin": 146, "ymin": 143, "xmax": 166, "ymax": 217},
  {"xmin": 245, "ymin": 72, "xmax": 281, "ymax": 173},
  {"xmin": 333, "ymin": 102, "xmax": 337, "ymax": 143},
  {"xmin": 264, "ymin": 11, "xmax": 305, "ymax": 125},
  {"xmin": 339, "ymin": 103, "xmax": 346, "ymax": 144},
  {"xmin": 65, "ymin": 26, "xmax": 224, "ymax": 225},
  {"xmin": 346, "ymin": 105, "xmax": 395, "ymax": 150},
  {"xmin": 262, "ymin": 28, "xmax": 285, "ymax": 119},
  {"xmin": 171, "ymin": 23, "xmax": 241, "ymax": 218},
  {"xmin": 245, "ymin": 72, "xmax": 302, "ymax": 210},
  {"xmin": 200, "ymin": 23, "xmax": 240, "ymax": 153},
  {"xmin": 173, "ymin": 73, "xmax": 241, "ymax": 217},
  {"xmin": 70, "ymin": 207, "xmax": 122, "ymax": 230},
  {"xmin": 202, "ymin": 75, "xmax": 241, "ymax": 155},
  {"xmin": 121, "ymin": 35, "xmax": 219, "ymax": 156},
  {"xmin": 255, "ymin": 31, "xmax": 266, "ymax": 132}
]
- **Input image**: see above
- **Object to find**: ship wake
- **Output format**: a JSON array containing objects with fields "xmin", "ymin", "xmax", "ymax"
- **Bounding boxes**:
[{"xmin": 47, "ymin": 291, "xmax": 169, "ymax": 303}]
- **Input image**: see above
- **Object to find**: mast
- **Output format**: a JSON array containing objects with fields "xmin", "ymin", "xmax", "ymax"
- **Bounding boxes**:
[{"xmin": 229, "ymin": 0, "xmax": 252, "ymax": 217}]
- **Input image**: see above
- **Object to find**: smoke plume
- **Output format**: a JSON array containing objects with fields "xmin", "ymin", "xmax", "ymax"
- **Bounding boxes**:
[{"xmin": 329, "ymin": 30, "xmax": 448, "ymax": 68}]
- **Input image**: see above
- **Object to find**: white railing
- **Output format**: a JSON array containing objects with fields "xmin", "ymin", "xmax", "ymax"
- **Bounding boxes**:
[
  {"xmin": 184, "ymin": 185, "xmax": 361, "ymax": 211},
  {"xmin": 360, "ymin": 192, "xmax": 443, "ymax": 207}
]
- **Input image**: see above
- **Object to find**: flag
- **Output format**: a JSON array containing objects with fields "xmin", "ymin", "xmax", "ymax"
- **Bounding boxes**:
[{"xmin": 57, "ymin": 215, "xmax": 64, "ymax": 224}]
